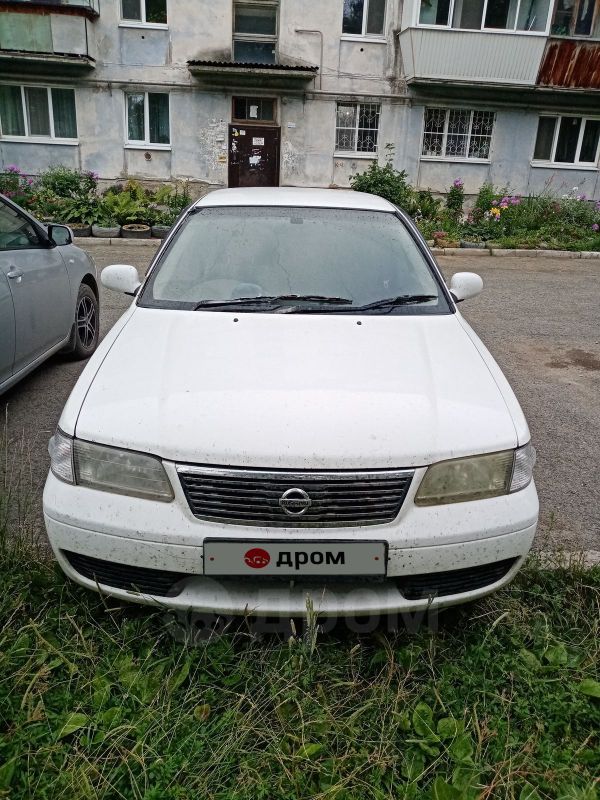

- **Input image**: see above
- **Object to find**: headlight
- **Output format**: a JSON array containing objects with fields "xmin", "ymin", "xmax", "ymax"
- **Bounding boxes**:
[
  {"xmin": 414, "ymin": 443, "xmax": 535, "ymax": 506},
  {"xmin": 49, "ymin": 430, "xmax": 173, "ymax": 502}
]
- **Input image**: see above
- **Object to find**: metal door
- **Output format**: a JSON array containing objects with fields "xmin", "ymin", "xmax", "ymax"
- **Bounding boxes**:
[{"xmin": 228, "ymin": 125, "xmax": 280, "ymax": 187}]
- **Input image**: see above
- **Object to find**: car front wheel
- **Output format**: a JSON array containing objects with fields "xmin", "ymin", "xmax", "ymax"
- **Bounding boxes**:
[{"xmin": 68, "ymin": 284, "xmax": 99, "ymax": 359}]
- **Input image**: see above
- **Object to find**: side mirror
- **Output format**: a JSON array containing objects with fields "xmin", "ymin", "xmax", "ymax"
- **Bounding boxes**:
[
  {"xmin": 101, "ymin": 264, "xmax": 142, "ymax": 296},
  {"xmin": 449, "ymin": 272, "xmax": 483, "ymax": 303},
  {"xmin": 48, "ymin": 224, "xmax": 73, "ymax": 246}
]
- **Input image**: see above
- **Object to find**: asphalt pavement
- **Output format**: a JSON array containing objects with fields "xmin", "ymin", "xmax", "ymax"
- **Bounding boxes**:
[{"xmin": 2, "ymin": 243, "xmax": 598, "ymax": 552}]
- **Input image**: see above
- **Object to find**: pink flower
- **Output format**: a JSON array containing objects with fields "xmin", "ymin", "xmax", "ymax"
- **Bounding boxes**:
[
  {"xmin": 592, "ymin": 223, "xmax": 599, "ymax": 232},
  {"xmin": 5, "ymin": 165, "xmax": 20, "ymax": 173},
  {"xmin": 452, "ymin": 178, "xmax": 464, "ymax": 188}
]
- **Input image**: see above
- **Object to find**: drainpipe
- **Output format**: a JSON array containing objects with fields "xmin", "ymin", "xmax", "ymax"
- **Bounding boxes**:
[{"xmin": 295, "ymin": 29, "xmax": 323, "ymax": 89}]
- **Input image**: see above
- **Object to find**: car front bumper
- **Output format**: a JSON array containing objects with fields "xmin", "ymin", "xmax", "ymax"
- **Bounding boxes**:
[{"xmin": 43, "ymin": 467, "xmax": 538, "ymax": 618}]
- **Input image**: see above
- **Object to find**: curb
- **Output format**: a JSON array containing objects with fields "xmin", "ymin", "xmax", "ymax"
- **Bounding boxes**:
[
  {"xmin": 77, "ymin": 238, "xmax": 600, "ymax": 259},
  {"xmin": 79, "ymin": 237, "xmax": 161, "ymax": 247}
]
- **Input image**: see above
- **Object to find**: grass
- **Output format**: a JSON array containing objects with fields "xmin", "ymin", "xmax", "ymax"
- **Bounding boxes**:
[{"xmin": 0, "ymin": 536, "xmax": 597, "ymax": 800}]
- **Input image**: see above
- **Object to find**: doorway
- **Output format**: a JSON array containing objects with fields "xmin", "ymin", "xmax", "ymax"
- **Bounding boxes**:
[{"xmin": 228, "ymin": 125, "xmax": 280, "ymax": 188}]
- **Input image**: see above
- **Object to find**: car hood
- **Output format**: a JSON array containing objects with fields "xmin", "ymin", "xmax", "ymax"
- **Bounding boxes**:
[{"xmin": 73, "ymin": 307, "xmax": 520, "ymax": 469}]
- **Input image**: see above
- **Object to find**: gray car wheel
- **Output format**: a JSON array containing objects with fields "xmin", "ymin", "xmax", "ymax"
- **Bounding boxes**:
[{"xmin": 67, "ymin": 284, "xmax": 99, "ymax": 359}]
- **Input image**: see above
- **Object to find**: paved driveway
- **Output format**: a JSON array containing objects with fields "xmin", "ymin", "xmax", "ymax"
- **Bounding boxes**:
[{"xmin": 1, "ymin": 243, "xmax": 598, "ymax": 551}]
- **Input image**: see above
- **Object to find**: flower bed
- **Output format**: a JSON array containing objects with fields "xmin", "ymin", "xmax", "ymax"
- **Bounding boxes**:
[
  {"xmin": 350, "ymin": 154, "xmax": 600, "ymax": 252},
  {"xmin": 0, "ymin": 165, "xmax": 190, "ymax": 238}
]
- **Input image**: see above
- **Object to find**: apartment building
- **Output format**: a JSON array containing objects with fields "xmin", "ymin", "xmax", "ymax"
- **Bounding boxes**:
[{"xmin": 0, "ymin": 0, "xmax": 599, "ymax": 198}]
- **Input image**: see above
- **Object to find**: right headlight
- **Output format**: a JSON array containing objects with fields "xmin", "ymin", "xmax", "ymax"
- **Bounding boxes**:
[
  {"xmin": 49, "ymin": 429, "xmax": 174, "ymax": 502},
  {"xmin": 414, "ymin": 443, "xmax": 535, "ymax": 507}
]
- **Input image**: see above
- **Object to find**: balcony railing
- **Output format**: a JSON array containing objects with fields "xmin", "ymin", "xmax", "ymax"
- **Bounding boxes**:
[
  {"xmin": 398, "ymin": 27, "xmax": 547, "ymax": 87},
  {"xmin": 1, "ymin": 0, "xmax": 99, "ymax": 14},
  {"xmin": 0, "ymin": 6, "xmax": 96, "ymax": 70}
]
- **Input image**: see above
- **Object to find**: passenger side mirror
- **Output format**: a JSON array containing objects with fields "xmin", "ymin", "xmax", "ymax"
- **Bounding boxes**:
[
  {"xmin": 449, "ymin": 272, "xmax": 483, "ymax": 303},
  {"xmin": 48, "ymin": 224, "xmax": 73, "ymax": 246},
  {"xmin": 101, "ymin": 264, "xmax": 142, "ymax": 296}
]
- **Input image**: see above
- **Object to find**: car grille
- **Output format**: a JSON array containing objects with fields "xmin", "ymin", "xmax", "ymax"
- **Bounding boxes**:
[
  {"xmin": 177, "ymin": 466, "xmax": 414, "ymax": 527},
  {"xmin": 64, "ymin": 551, "xmax": 185, "ymax": 597},
  {"xmin": 396, "ymin": 558, "xmax": 516, "ymax": 600}
]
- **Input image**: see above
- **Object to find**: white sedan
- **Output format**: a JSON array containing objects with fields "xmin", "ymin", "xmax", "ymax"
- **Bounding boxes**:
[{"xmin": 44, "ymin": 188, "xmax": 538, "ymax": 619}]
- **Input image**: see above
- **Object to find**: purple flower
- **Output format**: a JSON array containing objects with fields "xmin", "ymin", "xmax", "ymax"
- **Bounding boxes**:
[
  {"xmin": 510, "ymin": 196, "xmax": 521, "ymax": 206},
  {"xmin": 5, "ymin": 165, "xmax": 20, "ymax": 173},
  {"xmin": 452, "ymin": 178, "xmax": 464, "ymax": 188},
  {"xmin": 577, "ymin": 194, "xmax": 587, "ymax": 201},
  {"xmin": 592, "ymin": 223, "xmax": 599, "ymax": 232}
]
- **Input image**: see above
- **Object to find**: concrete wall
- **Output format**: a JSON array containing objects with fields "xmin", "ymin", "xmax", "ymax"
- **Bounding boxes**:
[{"xmin": 1, "ymin": 0, "xmax": 599, "ymax": 199}]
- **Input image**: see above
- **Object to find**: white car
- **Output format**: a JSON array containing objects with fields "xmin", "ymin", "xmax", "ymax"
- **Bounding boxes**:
[{"xmin": 44, "ymin": 188, "xmax": 538, "ymax": 620}]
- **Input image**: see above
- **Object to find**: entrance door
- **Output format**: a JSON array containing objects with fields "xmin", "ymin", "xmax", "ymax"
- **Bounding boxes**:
[{"xmin": 228, "ymin": 125, "xmax": 280, "ymax": 188}]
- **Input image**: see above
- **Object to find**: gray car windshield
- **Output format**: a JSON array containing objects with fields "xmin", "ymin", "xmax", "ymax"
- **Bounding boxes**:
[{"xmin": 139, "ymin": 206, "xmax": 450, "ymax": 314}]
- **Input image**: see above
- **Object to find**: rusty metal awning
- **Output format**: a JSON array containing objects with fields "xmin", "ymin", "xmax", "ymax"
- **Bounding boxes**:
[{"xmin": 188, "ymin": 59, "xmax": 318, "ymax": 90}]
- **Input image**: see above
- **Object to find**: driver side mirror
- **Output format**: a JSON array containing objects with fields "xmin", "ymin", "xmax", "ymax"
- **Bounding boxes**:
[
  {"xmin": 449, "ymin": 272, "xmax": 483, "ymax": 303},
  {"xmin": 48, "ymin": 224, "xmax": 73, "ymax": 246},
  {"xmin": 101, "ymin": 264, "xmax": 142, "ymax": 296}
]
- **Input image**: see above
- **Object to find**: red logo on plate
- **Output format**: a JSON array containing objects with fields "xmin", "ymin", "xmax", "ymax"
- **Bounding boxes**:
[{"xmin": 244, "ymin": 548, "xmax": 271, "ymax": 569}]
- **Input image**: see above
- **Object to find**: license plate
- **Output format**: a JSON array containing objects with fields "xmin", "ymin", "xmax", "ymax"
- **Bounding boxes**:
[{"xmin": 203, "ymin": 540, "xmax": 387, "ymax": 577}]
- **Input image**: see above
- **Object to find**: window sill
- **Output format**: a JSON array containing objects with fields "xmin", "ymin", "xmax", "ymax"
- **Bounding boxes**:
[
  {"xmin": 119, "ymin": 21, "xmax": 169, "ymax": 30},
  {"xmin": 412, "ymin": 24, "xmax": 548, "ymax": 36},
  {"xmin": 0, "ymin": 137, "xmax": 78, "ymax": 146},
  {"xmin": 334, "ymin": 151, "xmax": 378, "ymax": 159},
  {"xmin": 340, "ymin": 34, "xmax": 387, "ymax": 44},
  {"xmin": 530, "ymin": 161, "xmax": 598, "ymax": 171},
  {"xmin": 125, "ymin": 143, "xmax": 172, "ymax": 151},
  {"xmin": 420, "ymin": 156, "xmax": 490, "ymax": 164}
]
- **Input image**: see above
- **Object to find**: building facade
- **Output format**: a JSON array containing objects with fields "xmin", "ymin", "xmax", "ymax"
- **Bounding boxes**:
[{"xmin": 0, "ymin": 0, "xmax": 599, "ymax": 198}]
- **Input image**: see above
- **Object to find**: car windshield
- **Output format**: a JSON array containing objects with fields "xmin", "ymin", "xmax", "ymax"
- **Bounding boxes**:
[{"xmin": 138, "ymin": 206, "xmax": 451, "ymax": 314}]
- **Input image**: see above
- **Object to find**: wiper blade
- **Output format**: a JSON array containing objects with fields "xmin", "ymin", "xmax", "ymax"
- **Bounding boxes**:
[
  {"xmin": 336, "ymin": 294, "xmax": 438, "ymax": 313},
  {"xmin": 193, "ymin": 295, "xmax": 352, "ymax": 311}
]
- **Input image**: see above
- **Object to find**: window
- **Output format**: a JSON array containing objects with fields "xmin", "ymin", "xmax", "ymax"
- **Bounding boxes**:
[
  {"xmin": 232, "ymin": 97, "xmax": 275, "ymax": 122},
  {"xmin": 121, "ymin": 0, "xmax": 167, "ymax": 25},
  {"xmin": 0, "ymin": 201, "xmax": 41, "ymax": 251},
  {"xmin": 418, "ymin": 0, "xmax": 551, "ymax": 32},
  {"xmin": 126, "ymin": 92, "xmax": 170, "ymax": 146},
  {"xmin": 421, "ymin": 108, "xmax": 495, "ymax": 159},
  {"xmin": 0, "ymin": 85, "xmax": 77, "ymax": 141},
  {"xmin": 342, "ymin": 0, "xmax": 386, "ymax": 35},
  {"xmin": 233, "ymin": 1, "xmax": 278, "ymax": 63},
  {"xmin": 551, "ymin": 0, "xmax": 598, "ymax": 36},
  {"xmin": 533, "ymin": 116, "xmax": 600, "ymax": 165},
  {"xmin": 335, "ymin": 103, "xmax": 380, "ymax": 153}
]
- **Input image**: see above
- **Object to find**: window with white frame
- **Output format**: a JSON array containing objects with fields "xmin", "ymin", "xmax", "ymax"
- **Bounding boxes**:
[
  {"xmin": 533, "ymin": 116, "xmax": 600, "ymax": 166},
  {"xmin": 233, "ymin": 1, "xmax": 278, "ymax": 64},
  {"xmin": 343, "ymin": 0, "xmax": 386, "ymax": 35},
  {"xmin": 551, "ymin": 0, "xmax": 599, "ymax": 36},
  {"xmin": 121, "ymin": 0, "xmax": 167, "ymax": 25},
  {"xmin": 418, "ymin": 0, "xmax": 552, "ymax": 32},
  {"xmin": 126, "ymin": 92, "xmax": 170, "ymax": 146},
  {"xmin": 335, "ymin": 102, "xmax": 380, "ymax": 153},
  {"xmin": 0, "ymin": 85, "xmax": 77, "ymax": 140},
  {"xmin": 421, "ymin": 108, "xmax": 495, "ymax": 160}
]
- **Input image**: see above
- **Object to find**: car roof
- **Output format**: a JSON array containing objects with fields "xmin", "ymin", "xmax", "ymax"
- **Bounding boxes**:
[{"xmin": 193, "ymin": 187, "xmax": 395, "ymax": 212}]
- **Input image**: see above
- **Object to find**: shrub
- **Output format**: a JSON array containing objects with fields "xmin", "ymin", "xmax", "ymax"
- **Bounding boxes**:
[
  {"xmin": 0, "ymin": 165, "xmax": 34, "ymax": 207},
  {"xmin": 445, "ymin": 178, "xmax": 464, "ymax": 222},
  {"xmin": 100, "ymin": 190, "xmax": 148, "ymax": 225},
  {"xmin": 39, "ymin": 165, "xmax": 97, "ymax": 199},
  {"xmin": 350, "ymin": 145, "xmax": 416, "ymax": 213}
]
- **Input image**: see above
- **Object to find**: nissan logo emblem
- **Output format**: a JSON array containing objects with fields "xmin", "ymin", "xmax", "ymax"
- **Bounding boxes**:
[{"xmin": 279, "ymin": 487, "xmax": 312, "ymax": 516}]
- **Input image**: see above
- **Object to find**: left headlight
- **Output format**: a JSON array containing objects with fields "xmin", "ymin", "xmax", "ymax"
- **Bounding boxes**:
[
  {"xmin": 49, "ymin": 430, "xmax": 174, "ymax": 502},
  {"xmin": 414, "ymin": 443, "xmax": 535, "ymax": 507}
]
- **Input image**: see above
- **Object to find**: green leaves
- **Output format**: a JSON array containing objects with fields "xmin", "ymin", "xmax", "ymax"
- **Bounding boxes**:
[
  {"xmin": 413, "ymin": 702, "xmax": 435, "ymax": 738},
  {"xmin": 577, "ymin": 679, "xmax": 600, "ymax": 698},
  {"xmin": 55, "ymin": 712, "xmax": 89, "ymax": 740}
]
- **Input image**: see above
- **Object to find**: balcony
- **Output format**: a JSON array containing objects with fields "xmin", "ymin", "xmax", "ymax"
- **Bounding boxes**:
[
  {"xmin": 538, "ymin": 38, "xmax": 600, "ymax": 90},
  {"xmin": 398, "ymin": 27, "xmax": 547, "ymax": 88},
  {"xmin": 0, "ymin": 2, "xmax": 96, "ymax": 72}
]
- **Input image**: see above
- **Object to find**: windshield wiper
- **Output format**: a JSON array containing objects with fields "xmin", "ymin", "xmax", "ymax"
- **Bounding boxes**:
[
  {"xmin": 331, "ymin": 294, "xmax": 439, "ymax": 313},
  {"xmin": 193, "ymin": 295, "xmax": 352, "ymax": 311}
]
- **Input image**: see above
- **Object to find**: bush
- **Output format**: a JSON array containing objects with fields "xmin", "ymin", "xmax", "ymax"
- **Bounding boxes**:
[
  {"xmin": 445, "ymin": 178, "xmax": 464, "ymax": 222},
  {"xmin": 0, "ymin": 165, "xmax": 34, "ymax": 207},
  {"xmin": 38, "ymin": 165, "xmax": 97, "ymax": 199},
  {"xmin": 350, "ymin": 145, "xmax": 416, "ymax": 214}
]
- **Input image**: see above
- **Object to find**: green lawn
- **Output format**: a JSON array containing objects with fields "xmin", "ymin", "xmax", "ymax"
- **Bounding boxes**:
[{"xmin": 0, "ymin": 544, "xmax": 598, "ymax": 800}]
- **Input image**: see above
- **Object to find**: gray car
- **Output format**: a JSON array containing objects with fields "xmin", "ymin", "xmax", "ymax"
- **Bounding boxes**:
[{"xmin": 0, "ymin": 193, "xmax": 99, "ymax": 394}]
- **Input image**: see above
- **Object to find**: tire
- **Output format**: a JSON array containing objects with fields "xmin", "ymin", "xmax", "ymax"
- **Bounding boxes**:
[{"xmin": 68, "ymin": 284, "xmax": 99, "ymax": 360}]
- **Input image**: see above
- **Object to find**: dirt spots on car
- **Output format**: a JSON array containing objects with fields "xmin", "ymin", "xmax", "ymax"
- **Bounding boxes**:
[{"xmin": 546, "ymin": 349, "xmax": 600, "ymax": 372}]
